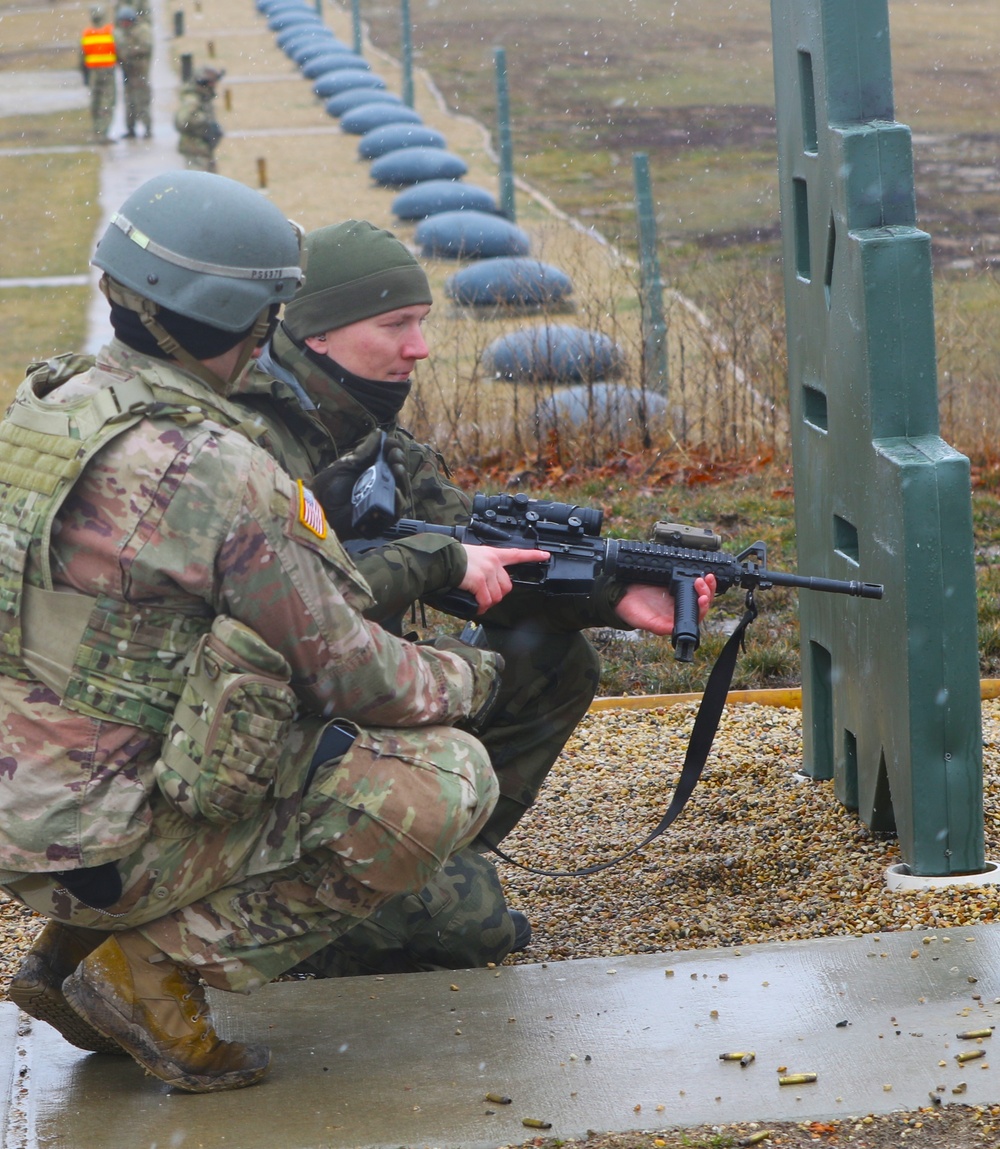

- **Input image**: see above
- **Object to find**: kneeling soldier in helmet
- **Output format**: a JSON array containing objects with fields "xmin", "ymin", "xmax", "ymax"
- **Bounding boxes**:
[{"xmin": 0, "ymin": 171, "xmax": 549, "ymax": 1093}]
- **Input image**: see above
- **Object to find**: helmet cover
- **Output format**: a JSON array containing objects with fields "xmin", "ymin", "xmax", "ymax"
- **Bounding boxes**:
[{"xmin": 92, "ymin": 170, "xmax": 303, "ymax": 333}]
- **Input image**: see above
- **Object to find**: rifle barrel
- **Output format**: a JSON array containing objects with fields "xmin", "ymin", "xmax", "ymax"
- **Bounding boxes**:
[{"xmin": 759, "ymin": 570, "xmax": 883, "ymax": 599}]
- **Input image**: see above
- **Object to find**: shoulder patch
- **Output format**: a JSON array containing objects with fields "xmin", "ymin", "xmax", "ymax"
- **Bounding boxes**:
[{"xmin": 296, "ymin": 480, "xmax": 327, "ymax": 539}]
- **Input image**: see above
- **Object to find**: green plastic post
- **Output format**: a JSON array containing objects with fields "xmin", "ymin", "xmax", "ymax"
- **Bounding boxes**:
[{"xmin": 770, "ymin": 0, "xmax": 983, "ymax": 875}]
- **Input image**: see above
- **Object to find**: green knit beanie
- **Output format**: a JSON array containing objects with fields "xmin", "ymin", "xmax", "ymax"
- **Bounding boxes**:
[{"xmin": 282, "ymin": 220, "xmax": 432, "ymax": 341}]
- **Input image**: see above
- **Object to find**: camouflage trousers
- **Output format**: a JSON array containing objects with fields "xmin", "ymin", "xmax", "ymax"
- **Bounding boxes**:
[
  {"xmin": 296, "ymin": 845, "xmax": 513, "ymax": 977},
  {"xmin": 88, "ymin": 68, "xmax": 116, "ymax": 138},
  {"xmin": 298, "ymin": 627, "xmax": 600, "ymax": 976},
  {"xmin": 121, "ymin": 62, "xmax": 151, "ymax": 134},
  {"xmin": 2, "ymin": 719, "xmax": 496, "ymax": 993},
  {"xmin": 475, "ymin": 624, "xmax": 600, "ymax": 846},
  {"xmin": 182, "ymin": 152, "xmax": 217, "ymax": 173}
]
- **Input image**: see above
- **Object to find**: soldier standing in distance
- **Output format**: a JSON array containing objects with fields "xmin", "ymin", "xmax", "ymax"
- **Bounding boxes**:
[
  {"xmin": 0, "ymin": 171, "xmax": 550, "ymax": 1092},
  {"xmin": 114, "ymin": 6, "xmax": 152, "ymax": 139},
  {"xmin": 80, "ymin": 5, "xmax": 117, "ymax": 143},
  {"xmin": 174, "ymin": 64, "xmax": 225, "ymax": 171}
]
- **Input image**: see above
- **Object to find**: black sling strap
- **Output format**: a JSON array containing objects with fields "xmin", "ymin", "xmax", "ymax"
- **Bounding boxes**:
[{"xmin": 487, "ymin": 594, "xmax": 759, "ymax": 878}]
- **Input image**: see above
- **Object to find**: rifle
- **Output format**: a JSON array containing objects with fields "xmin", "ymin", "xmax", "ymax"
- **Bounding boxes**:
[{"xmin": 346, "ymin": 489, "xmax": 883, "ymax": 661}]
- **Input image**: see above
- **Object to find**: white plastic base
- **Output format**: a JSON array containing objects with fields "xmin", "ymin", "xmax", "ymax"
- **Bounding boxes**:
[{"xmin": 885, "ymin": 859, "xmax": 1000, "ymax": 891}]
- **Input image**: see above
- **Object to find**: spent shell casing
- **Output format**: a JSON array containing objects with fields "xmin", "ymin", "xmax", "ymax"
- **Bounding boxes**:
[
  {"xmin": 956, "ymin": 1049, "xmax": 985, "ymax": 1063},
  {"xmin": 778, "ymin": 1072, "xmax": 817, "ymax": 1085},
  {"xmin": 740, "ymin": 1052, "xmax": 756, "ymax": 1068},
  {"xmin": 719, "ymin": 1051, "xmax": 754, "ymax": 1061},
  {"xmin": 957, "ymin": 1028, "xmax": 994, "ymax": 1040},
  {"xmin": 522, "ymin": 1117, "xmax": 552, "ymax": 1129},
  {"xmin": 484, "ymin": 1092, "xmax": 512, "ymax": 1105},
  {"xmin": 737, "ymin": 1133, "xmax": 773, "ymax": 1147}
]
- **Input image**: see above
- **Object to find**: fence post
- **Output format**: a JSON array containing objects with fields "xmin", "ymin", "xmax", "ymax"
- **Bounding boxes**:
[
  {"xmin": 494, "ymin": 47, "xmax": 515, "ymax": 221},
  {"xmin": 400, "ymin": 0, "xmax": 413, "ymax": 107},
  {"xmin": 632, "ymin": 152, "xmax": 668, "ymax": 398},
  {"xmin": 351, "ymin": 0, "xmax": 362, "ymax": 55}
]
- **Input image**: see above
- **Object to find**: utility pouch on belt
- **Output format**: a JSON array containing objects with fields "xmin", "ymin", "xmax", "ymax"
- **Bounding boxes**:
[{"xmin": 154, "ymin": 617, "xmax": 297, "ymax": 824}]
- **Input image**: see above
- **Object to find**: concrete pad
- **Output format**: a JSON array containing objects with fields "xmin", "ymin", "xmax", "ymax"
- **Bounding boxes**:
[{"xmin": 5, "ymin": 925, "xmax": 1000, "ymax": 1148}]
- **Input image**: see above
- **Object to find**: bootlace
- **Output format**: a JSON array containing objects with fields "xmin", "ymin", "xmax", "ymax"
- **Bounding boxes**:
[{"xmin": 178, "ymin": 970, "xmax": 212, "ymax": 1031}]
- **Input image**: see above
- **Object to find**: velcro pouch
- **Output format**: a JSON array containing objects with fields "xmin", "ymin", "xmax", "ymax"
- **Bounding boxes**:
[{"xmin": 154, "ymin": 616, "xmax": 297, "ymax": 824}]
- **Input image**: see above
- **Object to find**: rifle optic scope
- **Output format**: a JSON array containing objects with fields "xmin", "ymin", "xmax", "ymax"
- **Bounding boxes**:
[{"xmin": 471, "ymin": 492, "xmax": 604, "ymax": 537}]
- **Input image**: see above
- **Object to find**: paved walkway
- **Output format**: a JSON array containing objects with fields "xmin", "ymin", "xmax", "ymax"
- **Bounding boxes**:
[{"xmin": 4, "ymin": 924, "xmax": 1000, "ymax": 1147}]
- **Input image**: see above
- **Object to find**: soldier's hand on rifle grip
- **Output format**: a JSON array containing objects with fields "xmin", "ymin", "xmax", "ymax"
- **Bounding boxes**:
[
  {"xmin": 613, "ymin": 574, "xmax": 717, "ymax": 647},
  {"xmin": 459, "ymin": 545, "xmax": 550, "ymax": 614}
]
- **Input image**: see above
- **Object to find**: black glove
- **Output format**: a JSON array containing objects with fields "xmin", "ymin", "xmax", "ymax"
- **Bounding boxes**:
[{"xmin": 311, "ymin": 430, "xmax": 409, "ymax": 539}]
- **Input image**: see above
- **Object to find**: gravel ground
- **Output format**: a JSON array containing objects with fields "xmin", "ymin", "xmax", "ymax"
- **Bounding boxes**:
[
  {"xmin": 499, "ymin": 698, "xmax": 1000, "ymax": 964},
  {"xmin": 3, "ymin": 697, "xmax": 1000, "ymax": 1149}
]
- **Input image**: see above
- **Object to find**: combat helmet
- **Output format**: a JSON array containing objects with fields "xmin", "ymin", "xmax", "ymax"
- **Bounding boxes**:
[
  {"xmin": 194, "ymin": 65, "xmax": 225, "ymax": 86},
  {"xmin": 93, "ymin": 170, "xmax": 303, "ymax": 389}
]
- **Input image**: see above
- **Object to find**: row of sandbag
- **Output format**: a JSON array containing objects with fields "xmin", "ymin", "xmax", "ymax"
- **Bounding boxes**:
[{"xmin": 255, "ymin": 0, "xmax": 644, "ymax": 399}]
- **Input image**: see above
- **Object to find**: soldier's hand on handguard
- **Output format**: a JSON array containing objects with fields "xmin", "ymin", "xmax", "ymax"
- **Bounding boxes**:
[
  {"xmin": 613, "ymin": 573, "xmax": 716, "ymax": 636},
  {"xmin": 311, "ymin": 430, "xmax": 409, "ymax": 538},
  {"xmin": 459, "ymin": 546, "xmax": 550, "ymax": 615}
]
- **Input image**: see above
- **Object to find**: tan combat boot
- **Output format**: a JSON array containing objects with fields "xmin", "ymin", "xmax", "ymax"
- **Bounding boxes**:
[
  {"xmin": 62, "ymin": 932, "xmax": 271, "ymax": 1092},
  {"xmin": 9, "ymin": 921, "xmax": 125, "ymax": 1055}
]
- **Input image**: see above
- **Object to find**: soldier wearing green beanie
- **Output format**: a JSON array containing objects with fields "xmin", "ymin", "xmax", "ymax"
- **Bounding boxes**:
[
  {"xmin": 239, "ymin": 220, "xmax": 714, "ymax": 979},
  {"xmin": 282, "ymin": 220, "xmax": 433, "ymax": 341}
]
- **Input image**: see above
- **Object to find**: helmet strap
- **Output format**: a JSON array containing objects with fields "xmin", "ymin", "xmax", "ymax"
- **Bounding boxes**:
[{"xmin": 100, "ymin": 274, "xmax": 260, "ymax": 394}]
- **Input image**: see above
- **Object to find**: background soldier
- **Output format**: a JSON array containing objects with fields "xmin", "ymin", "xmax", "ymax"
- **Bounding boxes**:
[
  {"xmin": 80, "ymin": 5, "xmax": 117, "ymax": 143},
  {"xmin": 174, "ymin": 64, "xmax": 224, "ymax": 171},
  {"xmin": 114, "ymin": 6, "xmax": 152, "ymax": 139}
]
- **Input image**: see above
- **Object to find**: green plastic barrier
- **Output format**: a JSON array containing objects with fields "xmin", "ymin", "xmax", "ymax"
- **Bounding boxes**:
[{"xmin": 769, "ymin": 0, "xmax": 983, "ymax": 874}]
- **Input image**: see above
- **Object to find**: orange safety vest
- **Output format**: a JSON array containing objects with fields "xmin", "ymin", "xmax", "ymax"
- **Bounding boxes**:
[{"xmin": 81, "ymin": 24, "xmax": 117, "ymax": 69}]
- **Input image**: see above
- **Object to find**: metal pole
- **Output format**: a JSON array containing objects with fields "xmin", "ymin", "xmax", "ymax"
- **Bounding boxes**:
[
  {"xmin": 351, "ymin": 0, "xmax": 362, "ymax": 55},
  {"xmin": 494, "ymin": 47, "xmax": 515, "ymax": 221},
  {"xmin": 400, "ymin": 0, "xmax": 413, "ymax": 108},
  {"xmin": 632, "ymin": 152, "xmax": 668, "ymax": 397}
]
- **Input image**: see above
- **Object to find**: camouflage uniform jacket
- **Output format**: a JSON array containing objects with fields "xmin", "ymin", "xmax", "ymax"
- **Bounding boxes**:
[
  {"xmin": 114, "ymin": 18, "xmax": 151, "ymax": 67},
  {"xmin": 243, "ymin": 336, "xmax": 470, "ymax": 625},
  {"xmin": 174, "ymin": 81, "xmax": 222, "ymax": 160},
  {"xmin": 0, "ymin": 342, "xmax": 494, "ymax": 875},
  {"xmin": 245, "ymin": 327, "xmax": 629, "ymax": 632}
]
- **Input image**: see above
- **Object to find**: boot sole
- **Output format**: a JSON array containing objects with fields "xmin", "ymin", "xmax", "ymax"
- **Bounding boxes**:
[
  {"xmin": 9, "ymin": 974, "xmax": 127, "ymax": 1056},
  {"xmin": 62, "ymin": 969, "xmax": 271, "ymax": 1093}
]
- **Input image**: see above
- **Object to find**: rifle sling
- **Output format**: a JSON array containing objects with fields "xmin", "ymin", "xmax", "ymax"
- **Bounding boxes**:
[{"xmin": 487, "ymin": 597, "xmax": 759, "ymax": 879}]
